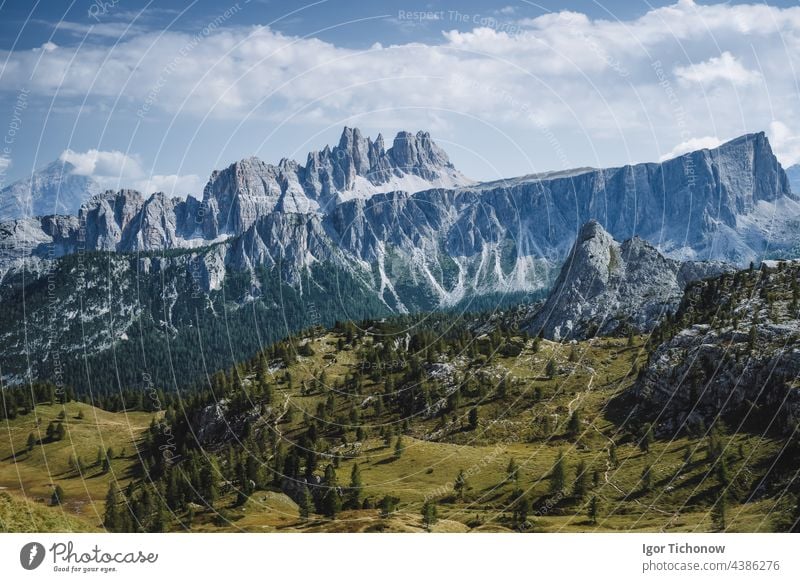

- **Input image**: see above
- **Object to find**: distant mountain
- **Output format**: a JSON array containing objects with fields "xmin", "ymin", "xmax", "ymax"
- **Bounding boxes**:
[
  {"xmin": 0, "ymin": 158, "xmax": 100, "ymax": 220},
  {"xmin": 787, "ymin": 163, "xmax": 800, "ymax": 194},
  {"xmin": 2, "ymin": 128, "xmax": 800, "ymax": 391},
  {"xmin": 526, "ymin": 220, "xmax": 731, "ymax": 340}
]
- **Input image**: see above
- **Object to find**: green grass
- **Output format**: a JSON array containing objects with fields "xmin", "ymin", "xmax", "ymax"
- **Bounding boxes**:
[{"xmin": 0, "ymin": 401, "xmax": 154, "ymax": 531}]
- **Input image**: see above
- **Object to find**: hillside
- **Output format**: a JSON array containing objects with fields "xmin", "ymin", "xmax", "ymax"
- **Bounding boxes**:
[
  {"xmin": 101, "ymin": 313, "xmax": 797, "ymax": 533},
  {"xmin": 0, "ymin": 401, "xmax": 156, "ymax": 531}
]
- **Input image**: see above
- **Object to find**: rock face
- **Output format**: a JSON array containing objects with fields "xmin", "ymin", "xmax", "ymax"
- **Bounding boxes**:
[
  {"xmin": 1, "ymin": 130, "xmax": 798, "ymax": 295},
  {"xmin": 527, "ymin": 220, "xmax": 731, "ymax": 340},
  {"xmin": 0, "ymin": 159, "xmax": 101, "ymax": 219},
  {"xmin": 634, "ymin": 262, "xmax": 800, "ymax": 434},
  {"xmin": 201, "ymin": 127, "xmax": 470, "ymax": 237}
]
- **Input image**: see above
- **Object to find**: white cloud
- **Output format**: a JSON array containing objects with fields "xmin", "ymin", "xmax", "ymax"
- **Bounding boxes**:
[
  {"xmin": 674, "ymin": 51, "xmax": 761, "ymax": 86},
  {"xmin": 59, "ymin": 148, "xmax": 143, "ymax": 179},
  {"xmin": 32, "ymin": 41, "xmax": 58, "ymax": 53},
  {"xmin": 2, "ymin": 1, "xmax": 800, "ymax": 170},
  {"xmin": 768, "ymin": 120, "xmax": 800, "ymax": 167},
  {"xmin": 59, "ymin": 149, "xmax": 201, "ymax": 196},
  {"xmin": 659, "ymin": 136, "xmax": 723, "ymax": 161}
]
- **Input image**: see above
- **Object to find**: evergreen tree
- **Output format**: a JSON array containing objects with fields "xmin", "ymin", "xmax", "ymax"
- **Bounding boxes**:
[
  {"xmin": 549, "ymin": 451, "xmax": 566, "ymax": 496},
  {"xmin": 717, "ymin": 456, "xmax": 730, "ymax": 487},
  {"xmin": 103, "ymin": 483, "xmax": 121, "ymax": 532},
  {"xmin": 199, "ymin": 460, "xmax": 219, "ymax": 507},
  {"xmin": 454, "ymin": 469, "xmax": 468, "ymax": 500},
  {"xmin": 51, "ymin": 485, "xmax": 65, "ymax": 506},
  {"xmin": 322, "ymin": 464, "xmax": 342, "ymax": 518},
  {"xmin": 573, "ymin": 459, "xmax": 589, "ymax": 499},
  {"xmin": 546, "ymin": 359, "xmax": 556, "ymax": 378},
  {"xmin": 512, "ymin": 491, "xmax": 530, "ymax": 529},
  {"xmin": 567, "ymin": 410, "xmax": 582, "ymax": 439},
  {"xmin": 640, "ymin": 423, "xmax": 654, "ymax": 453},
  {"xmin": 26, "ymin": 433, "xmax": 35, "ymax": 452},
  {"xmin": 506, "ymin": 458, "xmax": 520, "ymax": 484},
  {"xmin": 347, "ymin": 463, "xmax": 363, "ymax": 509},
  {"xmin": 468, "ymin": 408, "xmax": 479, "ymax": 430},
  {"xmin": 379, "ymin": 495, "xmax": 399, "ymax": 518},
  {"xmin": 712, "ymin": 492, "xmax": 728, "ymax": 531},
  {"xmin": 421, "ymin": 500, "xmax": 438, "ymax": 531},
  {"xmin": 299, "ymin": 485, "xmax": 313, "ymax": 520},
  {"xmin": 640, "ymin": 465, "xmax": 652, "ymax": 492},
  {"xmin": 588, "ymin": 495, "xmax": 599, "ymax": 525},
  {"xmin": 394, "ymin": 436, "xmax": 404, "ymax": 459}
]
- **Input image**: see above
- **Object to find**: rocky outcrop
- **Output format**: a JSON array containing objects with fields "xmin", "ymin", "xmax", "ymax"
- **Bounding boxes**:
[
  {"xmin": 634, "ymin": 262, "xmax": 800, "ymax": 434},
  {"xmin": 526, "ymin": 220, "xmax": 731, "ymax": 340}
]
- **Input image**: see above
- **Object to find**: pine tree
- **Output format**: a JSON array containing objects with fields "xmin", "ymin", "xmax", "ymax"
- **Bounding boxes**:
[
  {"xmin": 717, "ymin": 456, "xmax": 730, "ymax": 487},
  {"xmin": 640, "ymin": 423, "xmax": 654, "ymax": 453},
  {"xmin": 546, "ymin": 359, "xmax": 556, "ymax": 378},
  {"xmin": 468, "ymin": 407, "xmax": 479, "ymax": 430},
  {"xmin": 421, "ymin": 500, "xmax": 438, "ymax": 531},
  {"xmin": 322, "ymin": 464, "xmax": 342, "ymax": 518},
  {"xmin": 506, "ymin": 458, "xmax": 519, "ymax": 484},
  {"xmin": 26, "ymin": 433, "xmax": 35, "ymax": 452},
  {"xmin": 199, "ymin": 460, "xmax": 219, "ymax": 508},
  {"xmin": 103, "ymin": 483, "xmax": 121, "ymax": 531},
  {"xmin": 379, "ymin": 495, "xmax": 399, "ymax": 518},
  {"xmin": 609, "ymin": 442, "xmax": 618, "ymax": 468},
  {"xmin": 549, "ymin": 451, "xmax": 566, "ymax": 496},
  {"xmin": 640, "ymin": 465, "xmax": 652, "ymax": 492},
  {"xmin": 454, "ymin": 469, "xmax": 468, "ymax": 500},
  {"xmin": 51, "ymin": 485, "xmax": 65, "ymax": 506},
  {"xmin": 712, "ymin": 492, "xmax": 728, "ymax": 531},
  {"xmin": 299, "ymin": 485, "xmax": 313, "ymax": 520},
  {"xmin": 512, "ymin": 491, "xmax": 530, "ymax": 529},
  {"xmin": 588, "ymin": 495, "xmax": 599, "ymax": 525},
  {"xmin": 573, "ymin": 459, "xmax": 589, "ymax": 498},
  {"xmin": 567, "ymin": 410, "xmax": 582, "ymax": 439},
  {"xmin": 348, "ymin": 463, "xmax": 363, "ymax": 509},
  {"xmin": 394, "ymin": 436, "xmax": 404, "ymax": 459}
]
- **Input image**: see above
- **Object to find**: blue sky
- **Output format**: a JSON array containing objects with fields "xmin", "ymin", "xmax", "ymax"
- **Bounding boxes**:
[{"xmin": 1, "ymin": 0, "xmax": 800, "ymax": 197}]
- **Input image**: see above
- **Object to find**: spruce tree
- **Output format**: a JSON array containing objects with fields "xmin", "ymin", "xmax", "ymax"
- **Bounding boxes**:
[
  {"xmin": 506, "ymin": 458, "xmax": 520, "ymax": 484},
  {"xmin": 454, "ymin": 469, "xmax": 468, "ymax": 500},
  {"xmin": 103, "ymin": 483, "xmax": 121, "ymax": 531},
  {"xmin": 588, "ymin": 495, "xmax": 599, "ymax": 525},
  {"xmin": 299, "ymin": 485, "xmax": 313, "ymax": 520},
  {"xmin": 51, "ymin": 485, "xmax": 65, "ymax": 506},
  {"xmin": 549, "ymin": 451, "xmax": 566, "ymax": 496},
  {"xmin": 573, "ymin": 459, "xmax": 589, "ymax": 498},
  {"xmin": 468, "ymin": 408, "xmax": 479, "ymax": 430},
  {"xmin": 323, "ymin": 464, "xmax": 342, "ymax": 518},
  {"xmin": 712, "ymin": 492, "xmax": 728, "ymax": 531},
  {"xmin": 640, "ymin": 465, "xmax": 652, "ymax": 492},
  {"xmin": 421, "ymin": 500, "xmax": 438, "ymax": 531},
  {"xmin": 348, "ymin": 463, "xmax": 363, "ymax": 509}
]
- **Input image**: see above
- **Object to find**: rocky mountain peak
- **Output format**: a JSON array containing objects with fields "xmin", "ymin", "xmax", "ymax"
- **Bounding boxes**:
[
  {"xmin": 527, "ymin": 220, "xmax": 731, "ymax": 340},
  {"xmin": 0, "ymin": 158, "xmax": 102, "ymax": 219}
]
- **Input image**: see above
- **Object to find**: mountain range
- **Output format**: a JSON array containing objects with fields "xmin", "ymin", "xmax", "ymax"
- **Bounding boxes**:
[{"xmin": 1, "ymin": 128, "xmax": 799, "ymax": 390}]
